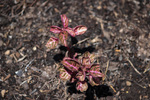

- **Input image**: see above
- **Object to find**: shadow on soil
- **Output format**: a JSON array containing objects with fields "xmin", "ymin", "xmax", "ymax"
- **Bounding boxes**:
[
  {"xmin": 53, "ymin": 45, "xmax": 95, "ymax": 62},
  {"xmin": 67, "ymin": 82, "xmax": 113, "ymax": 100}
]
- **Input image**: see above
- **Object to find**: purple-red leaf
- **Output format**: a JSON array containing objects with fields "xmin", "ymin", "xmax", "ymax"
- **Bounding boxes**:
[
  {"xmin": 59, "ymin": 68, "xmax": 71, "ymax": 81},
  {"xmin": 50, "ymin": 26, "xmax": 62, "ymax": 33},
  {"xmin": 61, "ymin": 57, "xmax": 80, "ymax": 72},
  {"xmin": 76, "ymin": 81, "xmax": 88, "ymax": 92},
  {"xmin": 65, "ymin": 27, "xmax": 76, "ymax": 37},
  {"xmin": 61, "ymin": 14, "xmax": 68, "ymax": 28},
  {"xmin": 83, "ymin": 51, "xmax": 95, "ymax": 63},
  {"xmin": 90, "ymin": 64, "xmax": 104, "ymax": 77},
  {"xmin": 88, "ymin": 75, "xmax": 101, "ymax": 86},
  {"xmin": 45, "ymin": 37, "xmax": 58, "ymax": 49},
  {"xmin": 82, "ymin": 57, "xmax": 91, "ymax": 68},
  {"xmin": 76, "ymin": 71, "xmax": 85, "ymax": 81},
  {"xmin": 74, "ymin": 25, "xmax": 87, "ymax": 35},
  {"xmin": 59, "ymin": 31, "xmax": 68, "ymax": 47}
]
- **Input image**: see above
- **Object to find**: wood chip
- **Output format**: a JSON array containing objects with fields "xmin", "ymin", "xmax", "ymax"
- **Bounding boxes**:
[
  {"xmin": 1, "ymin": 90, "xmax": 7, "ymax": 97},
  {"xmin": 5, "ymin": 50, "xmax": 10, "ymax": 55},
  {"xmin": 3, "ymin": 74, "xmax": 11, "ymax": 81},
  {"xmin": 1, "ymin": 90, "xmax": 6, "ymax": 97},
  {"xmin": 126, "ymin": 81, "xmax": 132, "ymax": 86}
]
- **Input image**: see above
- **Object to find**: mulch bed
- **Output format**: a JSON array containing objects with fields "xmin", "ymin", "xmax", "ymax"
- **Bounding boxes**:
[{"xmin": 0, "ymin": 0, "xmax": 150, "ymax": 100}]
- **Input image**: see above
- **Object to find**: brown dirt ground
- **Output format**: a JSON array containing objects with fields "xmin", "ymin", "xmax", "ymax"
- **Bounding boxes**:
[{"xmin": 0, "ymin": 0, "xmax": 150, "ymax": 100}]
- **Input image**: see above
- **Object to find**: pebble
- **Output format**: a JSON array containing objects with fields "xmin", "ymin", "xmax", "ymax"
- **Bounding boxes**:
[
  {"xmin": 121, "ymin": 88, "xmax": 125, "ymax": 91},
  {"xmin": 1, "ymin": 90, "xmax": 6, "ymax": 97},
  {"xmin": 97, "ymin": 6, "xmax": 101, "ymax": 10},
  {"xmin": 126, "ymin": 81, "xmax": 132, "ymax": 86},
  {"xmin": 33, "ymin": 46, "xmax": 37, "ymax": 51},
  {"xmin": 5, "ymin": 50, "xmax": 10, "ymax": 56},
  {"xmin": 69, "ymin": 19, "xmax": 72, "ymax": 23}
]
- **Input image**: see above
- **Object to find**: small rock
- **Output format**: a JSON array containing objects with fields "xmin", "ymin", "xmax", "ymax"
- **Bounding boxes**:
[
  {"xmin": 41, "ymin": 71, "xmax": 49, "ymax": 78},
  {"xmin": 121, "ymin": 88, "xmax": 125, "ymax": 91},
  {"xmin": 97, "ymin": 6, "xmax": 101, "ymax": 10},
  {"xmin": 119, "ymin": 55, "xmax": 123, "ymax": 61},
  {"xmin": 22, "ymin": 82, "xmax": 29, "ymax": 90},
  {"xmin": 15, "ymin": 52, "xmax": 20, "ymax": 58},
  {"xmin": 5, "ymin": 50, "xmax": 10, "ymax": 56},
  {"xmin": 33, "ymin": 46, "xmax": 37, "ymax": 51},
  {"xmin": 126, "ymin": 81, "xmax": 132, "ymax": 86},
  {"xmin": 1, "ymin": 89, "xmax": 6, "ymax": 97},
  {"xmin": 15, "ymin": 69, "xmax": 23, "ymax": 77},
  {"xmin": 0, "ymin": 40, "xmax": 3, "ymax": 47},
  {"xmin": 69, "ymin": 19, "xmax": 72, "ymax": 23}
]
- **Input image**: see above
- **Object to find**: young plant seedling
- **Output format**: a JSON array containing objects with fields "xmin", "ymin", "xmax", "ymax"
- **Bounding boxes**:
[
  {"xmin": 46, "ymin": 14, "xmax": 87, "ymax": 49},
  {"xmin": 45, "ymin": 14, "xmax": 104, "ymax": 92},
  {"xmin": 60, "ymin": 51, "xmax": 104, "ymax": 92}
]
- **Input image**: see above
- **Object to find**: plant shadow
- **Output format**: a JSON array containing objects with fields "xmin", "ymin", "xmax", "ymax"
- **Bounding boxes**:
[
  {"xmin": 53, "ymin": 36, "xmax": 95, "ymax": 62},
  {"xmin": 53, "ymin": 46, "xmax": 95, "ymax": 62},
  {"xmin": 67, "ymin": 83, "xmax": 113, "ymax": 100}
]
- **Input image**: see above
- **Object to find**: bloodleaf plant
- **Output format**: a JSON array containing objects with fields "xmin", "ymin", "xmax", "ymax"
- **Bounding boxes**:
[
  {"xmin": 59, "ymin": 51, "xmax": 104, "ymax": 92},
  {"xmin": 45, "ymin": 14, "xmax": 87, "ymax": 49},
  {"xmin": 45, "ymin": 14, "xmax": 104, "ymax": 92}
]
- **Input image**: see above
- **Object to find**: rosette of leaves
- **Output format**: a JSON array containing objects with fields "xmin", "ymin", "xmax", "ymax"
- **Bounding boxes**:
[
  {"xmin": 59, "ymin": 51, "xmax": 104, "ymax": 92},
  {"xmin": 46, "ymin": 14, "xmax": 87, "ymax": 49}
]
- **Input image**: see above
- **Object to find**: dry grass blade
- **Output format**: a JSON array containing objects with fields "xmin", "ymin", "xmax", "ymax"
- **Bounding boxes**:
[
  {"xmin": 103, "ymin": 60, "xmax": 109, "ymax": 81},
  {"xmin": 73, "ymin": 38, "xmax": 89, "ymax": 46},
  {"xmin": 126, "ymin": 57, "xmax": 142, "ymax": 76}
]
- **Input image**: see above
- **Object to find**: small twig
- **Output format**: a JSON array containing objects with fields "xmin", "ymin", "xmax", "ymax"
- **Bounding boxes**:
[
  {"xmin": 17, "ymin": 55, "xmax": 27, "ymax": 62},
  {"xmin": 103, "ymin": 60, "xmax": 109, "ymax": 81},
  {"xmin": 73, "ymin": 38, "xmax": 89, "ymax": 46},
  {"xmin": 110, "ymin": 85, "xmax": 116, "ymax": 93},
  {"xmin": 3, "ymin": 74, "xmax": 11, "ymax": 81},
  {"xmin": 126, "ymin": 57, "xmax": 142, "ymax": 76},
  {"xmin": 13, "ymin": 53, "xmax": 18, "ymax": 62},
  {"xmin": 25, "ymin": 59, "xmax": 34, "ymax": 72},
  {"xmin": 132, "ymin": 81, "xmax": 146, "ymax": 89},
  {"xmin": 143, "ymin": 63, "xmax": 150, "ymax": 73},
  {"xmin": 20, "ymin": 77, "xmax": 32, "ymax": 86},
  {"xmin": 30, "ymin": 0, "xmax": 37, "ymax": 7},
  {"xmin": 106, "ymin": 82, "xmax": 116, "ymax": 93}
]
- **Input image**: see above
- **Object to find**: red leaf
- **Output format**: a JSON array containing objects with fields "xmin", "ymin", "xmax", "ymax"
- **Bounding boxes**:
[
  {"xmin": 74, "ymin": 25, "xmax": 87, "ymax": 35},
  {"xmin": 89, "ymin": 64, "xmax": 104, "ymax": 77},
  {"xmin": 88, "ymin": 75, "xmax": 101, "ymax": 86},
  {"xmin": 59, "ymin": 68, "xmax": 71, "ymax": 81},
  {"xmin": 61, "ymin": 57, "xmax": 80, "ymax": 72},
  {"xmin": 83, "ymin": 51, "xmax": 95, "ymax": 63},
  {"xmin": 65, "ymin": 27, "xmax": 76, "ymax": 37},
  {"xmin": 76, "ymin": 81, "xmax": 88, "ymax": 92},
  {"xmin": 45, "ymin": 37, "xmax": 58, "ymax": 49},
  {"xmin": 82, "ymin": 57, "xmax": 91, "ymax": 68},
  {"xmin": 50, "ymin": 26, "xmax": 62, "ymax": 33},
  {"xmin": 61, "ymin": 14, "xmax": 68, "ymax": 28},
  {"xmin": 76, "ymin": 71, "xmax": 85, "ymax": 81},
  {"xmin": 59, "ymin": 31, "xmax": 68, "ymax": 47}
]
